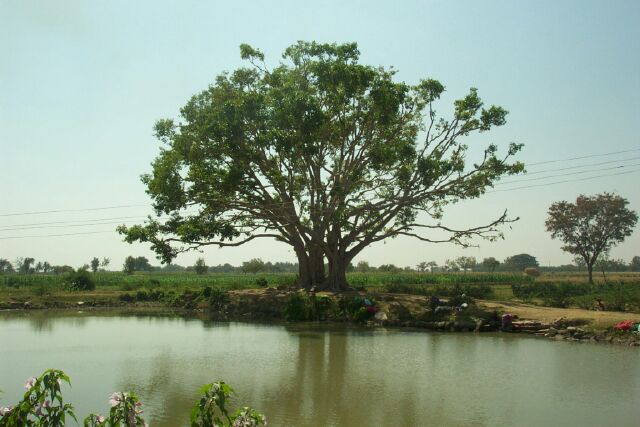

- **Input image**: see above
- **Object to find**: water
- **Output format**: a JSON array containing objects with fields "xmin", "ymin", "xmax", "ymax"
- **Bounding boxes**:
[{"xmin": 1, "ymin": 310, "xmax": 639, "ymax": 426}]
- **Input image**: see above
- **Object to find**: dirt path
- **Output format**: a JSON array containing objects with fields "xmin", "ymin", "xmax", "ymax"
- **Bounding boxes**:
[{"xmin": 479, "ymin": 300, "xmax": 640, "ymax": 328}]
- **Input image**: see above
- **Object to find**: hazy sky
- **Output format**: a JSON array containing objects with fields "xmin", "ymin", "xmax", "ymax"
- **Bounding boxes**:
[{"xmin": 1, "ymin": 0, "xmax": 639, "ymax": 269}]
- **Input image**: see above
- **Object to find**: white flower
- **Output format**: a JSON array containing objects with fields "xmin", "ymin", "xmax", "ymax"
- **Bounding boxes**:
[
  {"xmin": 24, "ymin": 377, "xmax": 37, "ymax": 390},
  {"xmin": 109, "ymin": 392, "xmax": 123, "ymax": 407},
  {"xmin": 0, "ymin": 406, "xmax": 14, "ymax": 416},
  {"xmin": 97, "ymin": 415, "xmax": 106, "ymax": 423}
]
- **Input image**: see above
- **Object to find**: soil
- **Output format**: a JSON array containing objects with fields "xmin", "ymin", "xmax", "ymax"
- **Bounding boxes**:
[{"xmin": 477, "ymin": 299, "xmax": 640, "ymax": 328}]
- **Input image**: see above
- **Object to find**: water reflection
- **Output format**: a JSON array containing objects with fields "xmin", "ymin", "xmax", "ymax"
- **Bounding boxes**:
[{"xmin": 0, "ymin": 312, "xmax": 639, "ymax": 427}]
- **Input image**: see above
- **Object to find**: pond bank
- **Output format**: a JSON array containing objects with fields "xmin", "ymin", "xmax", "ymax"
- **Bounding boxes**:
[{"xmin": 2, "ymin": 287, "xmax": 639, "ymax": 346}]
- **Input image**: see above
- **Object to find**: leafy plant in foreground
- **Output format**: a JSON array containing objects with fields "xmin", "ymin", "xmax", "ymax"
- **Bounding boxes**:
[
  {"xmin": 0, "ymin": 369, "xmax": 76, "ymax": 427},
  {"xmin": 0, "ymin": 371, "xmax": 266, "ymax": 427}
]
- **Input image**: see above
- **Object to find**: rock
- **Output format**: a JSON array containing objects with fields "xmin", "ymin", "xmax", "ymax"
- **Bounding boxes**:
[
  {"xmin": 474, "ymin": 319, "xmax": 483, "ymax": 332},
  {"xmin": 374, "ymin": 311, "xmax": 388, "ymax": 321},
  {"xmin": 554, "ymin": 334, "xmax": 566, "ymax": 341},
  {"xmin": 77, "ymin": 301, "xmax": 85, "ymax": 306},
  {"xmin": 566, "ymin": 326, "xmax": 577, "ymax": 333}
]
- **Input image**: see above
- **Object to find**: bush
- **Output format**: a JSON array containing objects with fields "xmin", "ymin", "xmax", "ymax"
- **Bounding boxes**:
[
  {"xmin": 119, "ymin": 293, "xmax": 134, "ymax": 302},
  {"xmin": 135, "ymin": 290, "xmax": 149, "ymax": 301},
  {"xmin": 255, "ymin": 277, "xmax": 268, "ymax": 288},
  {"xmin": 66, "ymin": 270, "xmax": 96, "ymax": 291},
  {"xmin": 283, "ymin": 293, "xmax": 312, "ymax": 321},
  {"xmin": 337, "ymin": 295, "xmax": 377, "ymax": 322},
  {"xmin": 209, "ymin": 288, "xmax": 230, "ymax": 311},
  {"xmin": 524, "ymin": 267, "xmax": 540, "ymax": 278},
  {"xmin": 282, "ymin": 293, "xmax": 334, "ymax": 321}
]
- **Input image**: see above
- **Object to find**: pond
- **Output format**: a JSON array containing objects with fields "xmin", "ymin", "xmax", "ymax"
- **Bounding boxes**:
[{"xmin": 1, "ymin": 311, "xmax": 639, "ymax": 426}]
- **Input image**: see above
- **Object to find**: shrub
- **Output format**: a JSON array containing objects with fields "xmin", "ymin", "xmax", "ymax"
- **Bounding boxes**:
[
  {"xmin": 209, "ymin": 288, "xmax": 230, "ymax": 311},
  {"xmin": 66, "ymin": 270, "xmax": 96, "ymax": 291},
  {"xmin": 32, "ymin": 284, "xmax": 48, "ymax": 297},
  {"xmin": 255, "ymin": 277, "xmax": 268, "ymax": 288},
  {"xmin": 120, "ymin": 283, "xmax": 135, "ymax": 291},
  {"xmin": 337, "ymin": 295, "xmax": 377, "ymax": 322},
  {"xmin": 282, "ymin": 293, "xmax": 311, "ymax": 321},
  {"xmin": 524, "ymin": 267, "xmax": 540, "ymax": 278},
  {"xmin": 119, "ymin": 293, "xmax": 134, "ymax": 302},
  {"xmin": 135, "ymin": 290, "xmax": 149, "ymax": 301}
]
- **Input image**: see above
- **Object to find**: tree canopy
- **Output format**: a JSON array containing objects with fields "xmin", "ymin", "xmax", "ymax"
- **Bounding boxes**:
[
  {"xmin": 504, "ymin": 253, "xmax": 538, "ymax": 272},
  {"xmin": 119, "ymin": 41, "xmax": 524, "ymax": 290},
  {"xmin": 546, "ymin": 192, "xmax": 637, "ymax": 283}
]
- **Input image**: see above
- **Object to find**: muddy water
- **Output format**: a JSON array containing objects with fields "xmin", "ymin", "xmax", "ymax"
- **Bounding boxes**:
[{"xmin": 1, "ymin": 311, "xmax": 638, "ymax": 426}]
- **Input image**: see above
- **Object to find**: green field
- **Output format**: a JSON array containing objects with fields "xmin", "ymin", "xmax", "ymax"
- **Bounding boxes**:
[{"xmin": 2, "ymin": 271, "xmax": 640, "ymax": 313}]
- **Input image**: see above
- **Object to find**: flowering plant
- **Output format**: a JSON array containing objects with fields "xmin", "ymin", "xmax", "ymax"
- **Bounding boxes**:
[
  {"xmin": 1, "ymin": 371, "xmax": 266, "ymax": 427},
  {"xmin": 0, "ymin": 369, "xmax": 76, "ymax": 427},
  {"xmin": 84, "ymin": 392, "xmax": 146, "ymax": 427}
]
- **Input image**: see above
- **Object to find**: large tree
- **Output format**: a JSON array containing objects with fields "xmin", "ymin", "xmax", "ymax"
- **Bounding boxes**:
[
  {"xmin": 119, "ymin": 41, "xmax": 524, "ymax": 290},
  {"xmin": 545, "ymin": 193, "xmax": 638, "ymax": 283}
]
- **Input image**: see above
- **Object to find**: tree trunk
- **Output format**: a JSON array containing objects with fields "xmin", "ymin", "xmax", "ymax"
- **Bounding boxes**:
[
  {"xmin": 587, "ymin": 263, "xmax": 593, "ymax": 284},
  {"xmin": 295, "ymin": 245, "xmax": 325, "ymax": 290},
  {"xmin": 295, "ymin": 248, "xmax": 312, "ymax": 289},
  {"xmin": 324, "ymin": 252, "xmax": 350, "ymax": 291},
  {"xmin": 308, "ymin": 243, "xmax": 326, "ymax": 287}
]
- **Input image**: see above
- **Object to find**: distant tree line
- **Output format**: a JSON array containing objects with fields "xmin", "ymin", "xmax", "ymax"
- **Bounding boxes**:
[{"xmin": 1, "ymin": 254, "xmax": 639, "ymax": 275}]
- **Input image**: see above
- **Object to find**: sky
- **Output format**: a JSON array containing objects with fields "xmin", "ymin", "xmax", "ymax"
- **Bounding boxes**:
[{"xmin": 1, "ymin": 0, "xmax": 639, "ymax": 269}]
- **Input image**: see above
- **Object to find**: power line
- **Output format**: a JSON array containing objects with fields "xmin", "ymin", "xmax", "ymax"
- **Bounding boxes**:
[
  {"xmin": 0, "ymin": 215, "xmax": 147, "ymax": 229},
  {"xmin": 523, "ymin": 156, "xmax": 640, "ymax": 176},
  {"xmin": 0, "ymin": 204, "xmax": 149, "ymax": 217},
  {"xmin": 488, "ymin": 168, "xmax": 640, "ymax": 193},
  {"xmin": 0, "ymin": 220, "xmax": 141, "ymax": 232},
  {"xmin": 3, "ymin": 169, "xmax": 638, "ymax": 238},
  {"xmin": 496, "ymin": 162, "xmax": 640, "ymax": 185},
  {"xmin": 527, "ymin": 148, "xmax": 640, "ymax": 166},
  {"xmin": 2, "ymin": 150, "xmax": 638, "ymax": 221},
  {"xmin": 0, "ymin": 230, "xmax": 118, "ymax": 240}
]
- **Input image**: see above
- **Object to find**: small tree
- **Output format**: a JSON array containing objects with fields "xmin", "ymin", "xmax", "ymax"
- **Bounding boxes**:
[
  {"xmin": 242, "ymin": 258, "xmax": 265, "ymax": 274},
  {"xmin": 482, "ymin": 257, "xmax": 500, "ymax": 272},
  {"xmin": 90, "ymin": 257, "xmax": 100, "ymax": 273},
  {"xmin": 194, "ymin": 257, "xmax": 208, "ymax": 275},
  {"xmin": 630, "ymin": 256, "xmax": 640, "ymax": 272},
  {"xmin": 456, "ymin": 256, "xmax": 477, "ymax": 271},
  {"xmin": 123, "ymin": 256, "xmax": 136, "ymax": 275},
  {"xmin": 101, "ymin": 257, "xmax": 111, "ymax": 270},
  {"xmin": 0, "ymin": 258, "xmax": 15, "ymax": 274},
  {"xmin": 41, "ymin": 261, "xmax": 52, "ymax": 273},
  {"xmin": 546, "ymin": 193, "xmax": 637, "ymax": 283},
  {"xmin": 504, "ymin": 253, "xmax": 538, "ymax": 272},
  {"xmin": 15, "ymin": 257, "xmax": 35, "ymax": 274},
  {"xmin": 444, "ymin": 259, "xmax": 459, "ymax": 272},
  {"xmin": 355, "ymin": 261, "xmax": 371, "ymax": 273}
]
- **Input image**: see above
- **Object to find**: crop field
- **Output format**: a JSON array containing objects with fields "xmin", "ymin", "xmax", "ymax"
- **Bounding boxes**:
[
  {"xmin": 1, "ymin": 271, "xmax": 639, "ymax": 313},
  {"xmin": 0, "ymin": 271, "xmax": 533, "ymax": 291}
]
